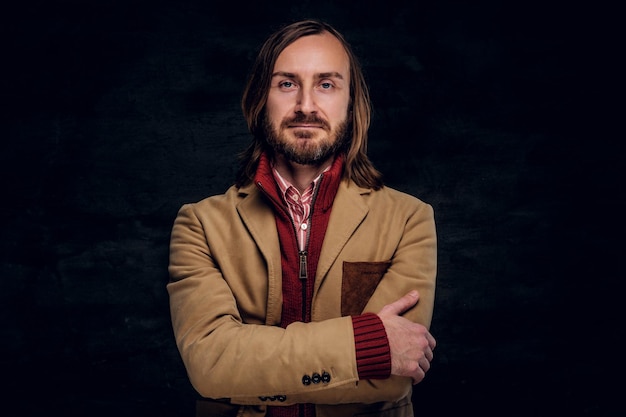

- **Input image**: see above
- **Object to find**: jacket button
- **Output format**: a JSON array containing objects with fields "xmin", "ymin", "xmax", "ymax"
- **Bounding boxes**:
[
  {"xmin": 312, "ymin": 372, "xmax": 322, "ymax": 384},
  {"xmin": 302, "ymin": 375, "xmax": 312, "ymax": 385},
  {"xmin": 322, "ymin": 371, "xmax": 331, "ymax": 383},
  {"xmin": 277, "ymin": 395, "xmax": 287, "ymax": 402},
  {"xmin": 259, "ymin": 397, "xmax": 268, "ymax": 401}
]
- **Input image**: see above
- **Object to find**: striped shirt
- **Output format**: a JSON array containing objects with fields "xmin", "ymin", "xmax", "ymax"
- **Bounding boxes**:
[{"xmin": 272, "ymin": 167, "xmax": 327, "ymax": 252}]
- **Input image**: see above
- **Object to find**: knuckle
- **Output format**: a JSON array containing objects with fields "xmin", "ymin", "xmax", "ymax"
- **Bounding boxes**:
[{"xmin": 417, "ymin": 337, "xmax": 428, "ymax": 349}]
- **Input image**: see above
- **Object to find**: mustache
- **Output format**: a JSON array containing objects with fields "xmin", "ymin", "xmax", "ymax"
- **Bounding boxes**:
[{"xmin": 281, "ymin": 114, "xmax": 330, "ymax": 129}]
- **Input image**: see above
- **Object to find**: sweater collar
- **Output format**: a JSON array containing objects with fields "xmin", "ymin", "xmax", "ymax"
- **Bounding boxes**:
[{"xmin": 254, "ymin": 152, "xmax": 345, "ymax": 213}]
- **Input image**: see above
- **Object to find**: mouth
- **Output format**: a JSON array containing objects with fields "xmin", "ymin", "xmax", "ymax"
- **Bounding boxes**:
[
  {"xmin": 289, "ymin": 124, "xmax": 323, "ymax": 129},
  {"xmin": 281, "ymin": 115, "xmax": 330, "ymax": 132}
]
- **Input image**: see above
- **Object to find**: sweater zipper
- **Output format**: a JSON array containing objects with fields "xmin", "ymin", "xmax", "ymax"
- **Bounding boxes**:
[
  {"xmin": 296, "ymin": 175, "xmax": 322, "ymax": 323},
  {"xmin": 256, "ymin": 176, "xmax": 322, "ymax": 323}
]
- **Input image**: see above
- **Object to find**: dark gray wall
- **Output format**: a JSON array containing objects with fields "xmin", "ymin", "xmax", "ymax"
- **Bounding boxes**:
[{"xmin": 1, "ymin": 1, "xmax": 621, "ymax": 416}]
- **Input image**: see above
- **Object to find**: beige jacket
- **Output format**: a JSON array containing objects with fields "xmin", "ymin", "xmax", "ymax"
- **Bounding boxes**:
[{"xmin": 167, "ymin": 179, "xmax": 437, "ymax": 417}]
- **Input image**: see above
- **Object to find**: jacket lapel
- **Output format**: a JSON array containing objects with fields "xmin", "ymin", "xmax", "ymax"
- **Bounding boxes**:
[
  {"xmin": 236, "ymin": 184, "xmax": 283, "ymax": 325},
  {"xmin": 314, "ymin": 181, "xmax": 370, "ymax": 292}
]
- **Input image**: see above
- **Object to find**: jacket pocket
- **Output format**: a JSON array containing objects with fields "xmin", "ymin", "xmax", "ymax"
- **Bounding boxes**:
[{"xmin": 341, "ymin": 261, "xmax": 391, "ymax": 316}]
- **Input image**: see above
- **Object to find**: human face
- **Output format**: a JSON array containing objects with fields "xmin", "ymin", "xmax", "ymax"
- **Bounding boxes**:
[{"xmin": 264, "ymin": 32, "xmax": 351, "ymax": 166}]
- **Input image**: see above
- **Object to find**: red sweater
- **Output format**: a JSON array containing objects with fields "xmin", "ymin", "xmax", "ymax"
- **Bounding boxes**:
[{"xmin": 254, "ymin": 153, "xmax": 391, "ymax": 417}]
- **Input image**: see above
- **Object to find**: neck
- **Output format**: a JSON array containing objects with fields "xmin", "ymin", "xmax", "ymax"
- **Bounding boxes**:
[{"xmin": 273, "ymin": 155, "xmax": 334, "ymax": 193}]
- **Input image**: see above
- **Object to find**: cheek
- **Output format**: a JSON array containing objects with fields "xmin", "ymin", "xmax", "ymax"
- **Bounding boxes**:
[
  {"xmin": 265, "ymin": 96, "xmax": 289, "ymax": 124},
  {"xmin": 264, "ymin": 106, "xmax": 280, "ymax": 127},
  {"xmin": 328, "ymin": 99, "xmax": 351, "ymax": 124},
  {"xmin": 330, "ymin": 91, "xmax": 350, "ymax": 112}
]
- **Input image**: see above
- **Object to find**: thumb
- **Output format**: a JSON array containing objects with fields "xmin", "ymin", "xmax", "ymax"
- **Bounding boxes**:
[{"xmin": 379, "ymin": 290, "xmax": 420, "ymax": 316}]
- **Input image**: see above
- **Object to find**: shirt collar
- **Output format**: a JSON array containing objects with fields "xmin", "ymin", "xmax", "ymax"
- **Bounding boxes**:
[{"xmin": 271, "ymin": 162, "xmax": 331, "ymax": 200}]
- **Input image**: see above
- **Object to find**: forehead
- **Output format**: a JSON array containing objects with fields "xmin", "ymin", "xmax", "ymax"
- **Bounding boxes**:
[{"xmin": 273, "ymin": 32, "xmax": 350, "ymax": 77}]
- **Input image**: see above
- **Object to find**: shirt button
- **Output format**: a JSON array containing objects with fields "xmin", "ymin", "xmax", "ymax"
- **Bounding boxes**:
[{"xmin": 300, "ymin": 223, "xmax": 308, "ymax": 230}]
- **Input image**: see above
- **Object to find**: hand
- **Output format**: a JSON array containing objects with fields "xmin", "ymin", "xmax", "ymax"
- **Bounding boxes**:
[{"xmin": 377, "ymin": 290, "xmax": 436, "ymax": 384}]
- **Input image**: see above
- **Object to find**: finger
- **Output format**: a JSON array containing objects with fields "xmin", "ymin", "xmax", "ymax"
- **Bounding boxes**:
[
  {"xmin": 426, "ymin": 331, "xmax": 437, "ymax": 350},
  {"xmin": 412, "ymin": 367, "xmax": 426, "ymax": 385},
  {"xmin": 419, "ymin": 356, "xmax": 431, "ymax": 373},
  {"xmin": 424, "ymin": 345, "xmax": 434, "ymax": 362},
  {"xmin": 379, "ymin": 290, "xmax": 420, "ymax": 316}
]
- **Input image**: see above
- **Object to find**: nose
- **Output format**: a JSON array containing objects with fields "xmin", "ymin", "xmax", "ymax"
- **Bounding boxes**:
[{"xmin": 295, "ymin": 87, "xmax": 317, "ymax": 114}]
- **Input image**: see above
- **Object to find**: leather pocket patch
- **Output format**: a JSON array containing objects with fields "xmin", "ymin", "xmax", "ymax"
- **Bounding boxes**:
[{"xmin": 341, "ymin": 261, "xmax": 391, "ymax": 316}]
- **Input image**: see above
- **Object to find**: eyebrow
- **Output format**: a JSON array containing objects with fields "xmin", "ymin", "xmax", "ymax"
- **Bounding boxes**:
[{"xmin": 271, "ymin": 71, "xmax": 344, "ymax": 80}]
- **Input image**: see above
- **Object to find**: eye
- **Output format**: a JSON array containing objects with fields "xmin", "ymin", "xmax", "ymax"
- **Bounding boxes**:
[
  {"xmin": 279, "ymin": 81, "xmax": 295, "ymax": 89},
  {"xmin": 320, "ymin": 82, "xmax": 333, "ymax": 89}
]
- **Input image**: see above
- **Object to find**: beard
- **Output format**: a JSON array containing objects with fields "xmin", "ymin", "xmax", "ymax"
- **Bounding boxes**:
[{"xmin": 263, "ymin": 113, "xmax": 349, "ymax": 166}]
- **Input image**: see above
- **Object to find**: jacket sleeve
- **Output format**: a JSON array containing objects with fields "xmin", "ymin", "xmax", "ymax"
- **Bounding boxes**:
[
  {"xmin": 167, "ymin": 203, "xmax": 362, "ymax": 403},
  {"xmin": 353, "ymin": 197, "xmax": 438, "ymax": 401}
]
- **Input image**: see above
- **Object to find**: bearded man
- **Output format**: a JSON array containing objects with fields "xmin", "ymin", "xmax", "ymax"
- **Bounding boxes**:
[{"xmin": 167, "ymin": 19, "xmax": 437, "ymax": 417}]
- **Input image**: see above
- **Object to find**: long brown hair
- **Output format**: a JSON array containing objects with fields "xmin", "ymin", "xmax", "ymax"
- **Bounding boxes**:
[{"xmin": 236, "ymin": 19, "xmax": 383, "ymax": 189}]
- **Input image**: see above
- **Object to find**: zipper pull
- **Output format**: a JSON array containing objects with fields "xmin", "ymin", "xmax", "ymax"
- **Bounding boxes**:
[{"xmin": 299, "ymin": 251, "xmax": 308, "ymax": 280}]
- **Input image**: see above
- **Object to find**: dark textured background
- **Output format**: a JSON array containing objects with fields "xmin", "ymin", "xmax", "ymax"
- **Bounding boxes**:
[{"xmin": 1, "ymin": 1, "xmax": 621, "ymax": 416}]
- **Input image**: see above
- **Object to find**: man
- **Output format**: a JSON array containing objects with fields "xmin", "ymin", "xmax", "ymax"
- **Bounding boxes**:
[{"xmin": 168, "ymin": 19, "xmax": 437, "ymax": 417}]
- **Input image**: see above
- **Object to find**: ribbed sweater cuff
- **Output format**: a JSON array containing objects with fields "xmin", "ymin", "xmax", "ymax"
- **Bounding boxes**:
[{"xmin": 351, "ymin": 313, "xmax": 391, "ymax": 380}]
